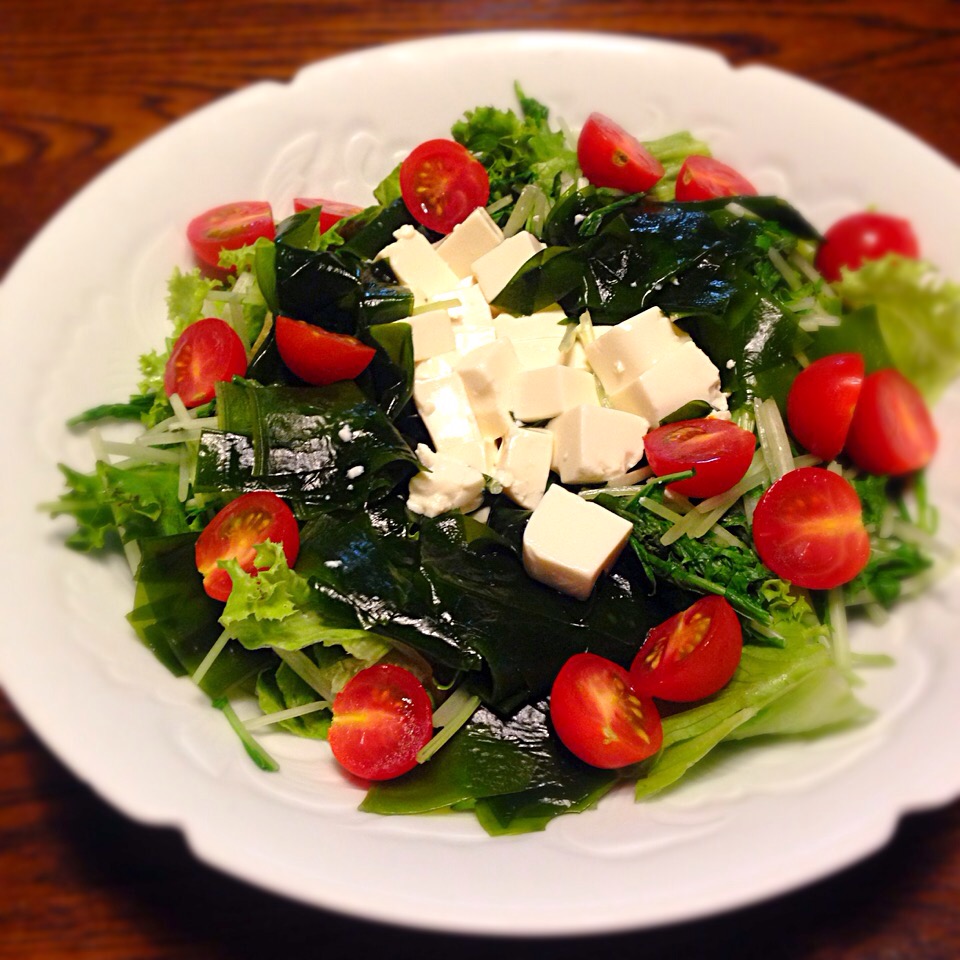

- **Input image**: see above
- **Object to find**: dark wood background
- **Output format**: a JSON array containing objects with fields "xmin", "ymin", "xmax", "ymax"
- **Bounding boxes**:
[{"xmin": 3, "ymin": 2, "xmax": 959, "ymax": 956}]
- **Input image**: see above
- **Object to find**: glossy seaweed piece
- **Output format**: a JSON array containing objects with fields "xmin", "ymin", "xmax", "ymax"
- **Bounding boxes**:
[
  {"xmin": 299, "ymin": 503, "xmax": 683, "ymax": 712},
  {"xmin": 126, "ymin": 533, "xmax": 273, "ymax": 698},
  {"xmin": 362, "ymin": 700, "xmax": 617, "ymax": 835},
  {"xmin": 193, "ymin": 379, "xmax": 417, "ymax": 518}
]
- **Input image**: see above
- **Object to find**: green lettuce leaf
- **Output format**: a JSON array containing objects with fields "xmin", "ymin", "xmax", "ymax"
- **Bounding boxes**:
[
  {"xmin": 43, "ymin": 461, "xmax": 194, "ymax": 551},
  {"xmin": 43, "ymin": 464, "xmax": 119, "ymax": 551},
  {"xmin": 452, "ymin": 84, "xmax": 578, "ymax": 209},
  {"xmin": 219, "ymin": 541, "xmax": 392, "ymax": 664},
  {"xmin": 835, "ymin": 255, "xmax": 960, "ymax": 401},
  {"xmin": 634, "ymin": 634, "xmax": 868, "ymax": 799},
  {"xmin": 644, "ymin": 131, "xmax": 712, "ymax": 201}
]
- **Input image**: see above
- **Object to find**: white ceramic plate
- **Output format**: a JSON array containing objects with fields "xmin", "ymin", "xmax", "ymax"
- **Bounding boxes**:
[{"xmin": 2, "ymin": 31, "xmax": 959, "ymax": 937}]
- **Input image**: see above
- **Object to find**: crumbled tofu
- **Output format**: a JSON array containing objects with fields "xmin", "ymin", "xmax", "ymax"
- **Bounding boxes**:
[
  {"xmin": 436, "ymin": 207, "xmax": 505, "ymax": 279},
  {"xmin": 549, "ymin": 405, "xmax": 650, "ymax": 485},
  {"xmin": 472, "ymin": 231, "xmax": 546, "ymax": 302},
  {"xmin": 495, "ymin": 427, "xmax": 554, "ymax": 509},
  {"xmin": 402, "ymin": 309, "xmax": 456, "ymax": 362},
  {"xmin": 512, "ymin": 365, "xmax": 599, "ymax": 422},
  {"xmin": 609, "ymin": 340, "xmax": 727, "ymax": 424},
  {"xmin": 585, "ymin": 306, "xmax": 692, "ymax": 394},
  {"xmin": 413, "ymin": 357, "xmax": 484, "ymax": 451},
  {"xmin": 407, "ymin": 444, "xmax": 485, "ymax": 518},
  {"xmin": 456, "ymin": 339, "xmax": 521, "ymax": 440},
  {"xmin": 522, "ymin": 484, "xmax": 633, "ymax": 600},
  {"xmin": 377, "ymin": 225, "xmax": 459, "ymax": 304}
]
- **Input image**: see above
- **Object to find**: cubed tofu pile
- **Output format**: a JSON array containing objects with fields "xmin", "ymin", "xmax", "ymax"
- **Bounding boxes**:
[{"xmin": 378, "ymin": 208, "xmax": 728, "ymax": 601}]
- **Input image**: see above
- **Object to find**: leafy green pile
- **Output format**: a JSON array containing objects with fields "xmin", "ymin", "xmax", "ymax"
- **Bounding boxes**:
[{"xmin": 44, "ymin": 89, "xmax": 960, "ymax": 835}]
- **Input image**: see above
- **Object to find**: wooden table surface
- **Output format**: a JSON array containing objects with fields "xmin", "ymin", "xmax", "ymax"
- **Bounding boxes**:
[{"xmin": 3, "ymin": 1, "xmax": 959, "ymax": 956}]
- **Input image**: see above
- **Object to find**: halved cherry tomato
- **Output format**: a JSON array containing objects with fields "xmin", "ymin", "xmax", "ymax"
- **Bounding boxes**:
[
  {"xmin": 549, "ymin": 653, "xmax": 662, "ymax": 769},
  {"xmin": 752, "ymin": 467, "xmax": 870, "ymax": 590},
  {"xmin": 195, "ymin": 491, "xmax": 300, "ymax": 602},
  {"xmin": 644, "ymin": 418, "xmax": 756, "ymax": 499},
  {"xmin": 328, "ymin": 664, "xmax": 434, "ymax": 781},
  {"xmin": 845, "ymin": 368, "xmax": 937, "ymax": 475},
  {"xmin": 163, "ymin": 317, "xmax": 248, "ymax": 408},
  {"xmin": 187, "ymin": 201, "xmax": 275, "ymax": 270},
  {"xmin": 399, "ymin": 139, "xmax": 490, "ymax": 235},
  {"xmin": 815, "ymin": 212, "xmax": 919, "ymax": 283},
  {"xmin": 675, "ymin": 155, "xmax": 757, "ymax": 201},
  {"xmin": 292, "ymin": 197, "xmax": 364, "ymax": 232},
  {"xmin": 630, "ymin": 595, "xmax": 742, "ymax": 702},
  {"xmin": 786, "ymin": 353, "xmax": 865, "ymax": 460},
  {"xmin": 577, "ymin": 112, "xmax": 664, "ymax": 194},
  {"xmin": 275, "ymin": 315, "xmax": 376, "ymax": 385}
]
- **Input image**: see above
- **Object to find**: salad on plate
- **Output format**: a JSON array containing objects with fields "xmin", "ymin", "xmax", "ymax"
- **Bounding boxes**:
[{"xmin": 45, "ymin": 85, "xmax": 960, "ymax": 836}]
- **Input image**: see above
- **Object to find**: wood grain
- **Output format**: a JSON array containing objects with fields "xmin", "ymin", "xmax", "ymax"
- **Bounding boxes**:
[{"xmin": 2, "ymin": 1, "xmax": 960, "ymax": 955}]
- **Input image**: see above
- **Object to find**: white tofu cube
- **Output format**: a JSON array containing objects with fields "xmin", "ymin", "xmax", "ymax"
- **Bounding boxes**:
[
  {"xmin": 472, "ymin": 231, "xmax": 546, "ymax": 302},
  {"xmin": 495, "ymin": 427, "xmax": 554, "ymax": 509},
  {"xmin": 456, "ymin": 339, "xmax": 521, "ymax": 440},
  {"xmin": 512, "ymin": 337, "xmax": 569, "ymax": 372},
  {"xmin": 548, "ymin": 405, "xmax": 650, "ymax": 485},
  {"xmin": 609, "ymin": 340, "xmax": 727, "ymax": 425},
  {"xmin": 440, "ymin": 437, "xmax": 498, "ymax": 474},
  {"xmin": 585, "ymin": 306, "xmax": 692, "ymax": 394},
  {"xmin": 413, "ymin": 358, "xmax": 484, "ymax": 451},
  {"xmin": 435, "ymin": 281, "xmax": 497, "ymax": 354},
  {"xmin": 494, "ymin": 307, "xmax": 568, "ymax": 341},
  {"xmin": 377, "ymin": 225, "xmax": 459, "ymax": 304},
  {"xmin": 402, "ymin": 309, "xmax": 456, "ymax": 362},
  {"xmin": 522, "ymin": 484, "xmax": 633, "ymax": 600},
  {"xmin": 441, "ymin": 281, "xmax": 494, "ymax": 327},
  {"xmin": 436, "ymin": 207, "xmax": 504, "ymax": 279},
  {"xmin": 406, "ymin": 444, "xmax": 485, "ymax": 518},
  {"xmin": 512, "ymin": 366, "xmax": 599, "ymax": 422}
]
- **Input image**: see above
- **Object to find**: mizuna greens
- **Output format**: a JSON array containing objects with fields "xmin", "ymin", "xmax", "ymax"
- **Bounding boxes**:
[{"xmin": 45, "ymin": 87, "xmax": 959, "ymax": 834}]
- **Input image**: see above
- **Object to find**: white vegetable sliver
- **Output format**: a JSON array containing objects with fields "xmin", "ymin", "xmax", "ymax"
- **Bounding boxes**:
[
  {"xmin": 432, "ymin": 684, "xmax": 479, "ymax": 728},
  {"xmin": 244, "ymin": 699, "xmax": 331, "ymax": 731},
  {"xmin": 101, "ymin": 440, "xmax": 181, "ymax": 464},
  {"xmin": 753, "ymin": 397, "xmax": 795, "ymax": 481},
  {"xmin": 767, "ymin": 247, "xmax": 802, "ymax": 290},
  {"xmin": 827, "ymin": 588, "xmax": 851, "ymax": 671},
  {"xmin": 192, "ymin": 629, "xmax": 232, "ymax": 686}
]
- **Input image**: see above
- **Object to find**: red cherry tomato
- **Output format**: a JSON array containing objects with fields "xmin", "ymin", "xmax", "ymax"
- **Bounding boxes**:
[
  {"xmin": 643, "ymin": 418, "xmax": 756, "ymax": 499},
  {"xmin": 195, "ymin": 491, "xmax": 300, "ymax": 602},
  {"xmin": 186, "ymin": 201, "xmax": 275, "ymax": 270},
  {"xmin": 292, "ymin": 197, "xmax": 364, "ymax": 232},
  {"xmin": 845, "ymin": 369, "xmax": 938, "ymax": 475},
  {"xmin": 630, "ymin": 595, "xmax": 743, "ymax": 703},
  {"xmin": 576, "ymin": 112, "xmax": 664, "ymax": 194},
  {"xmin": 399, "ymin": 139, "xmax": 490, "ymax": 235},
  {"xmin": 549, "ymin": 653, "xmax": 662, "ymax": 769},
  {"xmin": 815, "ymin": 212, "xmax": 919, "ymax": 283},
  {"xmin": 786, "ymin": 353, "xmax": 865, "ymax": 460},
  {"xmin": 163, "ymin": 317, "xmax": 248, "ymax": 408},
  {"xmin": 675, "ymin": 155, "xmax": 757, "ymax": 201},
  {"xmin": 275, "ymin": 315, "xmax": 376, "ymax": 385},
  {"xmin": 752, "ymin": 467, "xmax": 870, "ymax": 590},
  {"xmin": 328, "ymin": 664, "xmax": 434, "ymax": 781}
]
